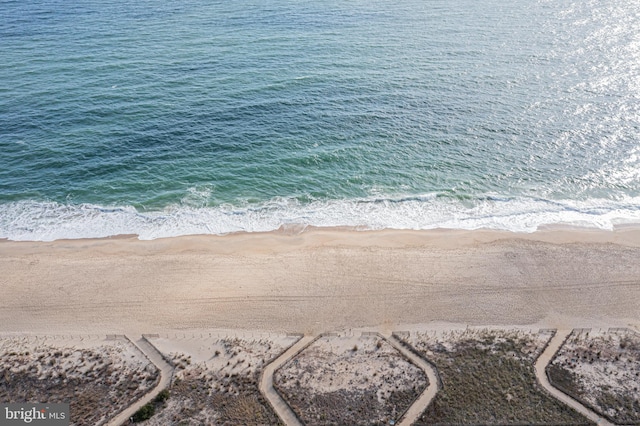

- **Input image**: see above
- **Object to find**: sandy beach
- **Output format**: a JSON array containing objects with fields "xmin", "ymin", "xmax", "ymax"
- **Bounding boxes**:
[{"xmin": 1, "ymin": 227, "xmax": 639, "ymax": 335}]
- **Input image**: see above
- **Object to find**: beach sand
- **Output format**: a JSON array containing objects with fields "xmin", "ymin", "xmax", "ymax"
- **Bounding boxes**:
[{"xmin": 0, "ymin": 227, "xmax": 639, "ymax": 335}]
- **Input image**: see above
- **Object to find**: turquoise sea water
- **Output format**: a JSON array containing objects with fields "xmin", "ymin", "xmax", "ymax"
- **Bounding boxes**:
[{"xmin": 1, "ymin": 0, "xmax": 640, "ymax": 240}]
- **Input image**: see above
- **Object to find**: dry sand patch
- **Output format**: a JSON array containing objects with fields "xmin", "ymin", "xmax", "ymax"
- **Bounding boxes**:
[
  {"xmin": 273, "ymin": 333, "xmax": 427, "ymax": 425},
  {"xmin": 547, "ymin": 329, "xmax": 640, "ymax": 424},
  {"xmin": 0, "ymin": 335, "xmax": 158, "ymax": 426}
]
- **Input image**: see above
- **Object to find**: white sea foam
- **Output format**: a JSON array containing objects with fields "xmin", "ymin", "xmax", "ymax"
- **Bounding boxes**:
[{"xmin": 1, "ymin": 196, "xmax": 640, "ymax": 241}]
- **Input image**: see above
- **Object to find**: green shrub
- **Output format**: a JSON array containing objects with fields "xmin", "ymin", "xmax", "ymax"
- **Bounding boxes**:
[
  {"xmin": 154, "ymin": 389, "xmax": 170, "ymax": 403},
  {"xmin": 132, "ymin": 402, "xmax": 155, "ymax": 422}
]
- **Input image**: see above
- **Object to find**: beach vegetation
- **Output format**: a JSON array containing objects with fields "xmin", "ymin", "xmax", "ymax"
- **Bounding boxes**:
[
  {"xmin": 401, "ymin": 330, "xmax": 590, "ymax": 425},
  {"xmin": 132, "ymin": 402, "xmax": 155, "ymax": 422},
  {"xmin": 154, "ymin": 388, "xmax": 170, "ymax": 403},
  {"xmin": 0, "ymin": 340, "xmax": 159, "ymax": 426},
  {"xmin": 141, "ymin": 339, "xmax": 286, "ymax": 425},
  {"xmin": 547, "ymin": 330, "xmax": 640, "ymax": 425},
  {"xmin": 273, "ymin": 335, "xmax": 426, "ymax": 425}
]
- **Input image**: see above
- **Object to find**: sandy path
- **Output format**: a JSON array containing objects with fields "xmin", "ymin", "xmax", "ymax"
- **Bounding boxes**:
[
  {"xmin": 534, "ymin": 330, "xmax": 612, "ymax": 426},
  {"xmin": 1, "ymin": 229, "xmax": 639, "ymax": 335},
  {"xmin": 107, "ymin": 336, "xmax": 174, "ymax": 426},
  {"xmin": 385, "ymin": 334, "xmax": 440, "ymax": 426},
  {"xmin": 259, "ymin": 335, "xmax": 313, "ymax": 426}
]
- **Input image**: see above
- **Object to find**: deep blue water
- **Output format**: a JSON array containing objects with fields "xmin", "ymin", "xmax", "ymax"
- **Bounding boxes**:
[{"xmin": 1, "ymin": 0, "xmax": 640, "ymax": 240}]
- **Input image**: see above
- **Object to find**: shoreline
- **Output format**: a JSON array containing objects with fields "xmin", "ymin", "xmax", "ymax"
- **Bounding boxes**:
[
  {"xmin": 1, "ymin": 227, "xmax": 639, "ymax": 335},
  {"xmin": 3, "ymin": 223, "xmax": 640, "ymax": 249},
  {"xmin": 3, "ymin": 193, "xmax": 640, "ymax": 242}
]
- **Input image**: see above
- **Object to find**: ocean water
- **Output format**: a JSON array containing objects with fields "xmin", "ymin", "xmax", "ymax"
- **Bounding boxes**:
[{"xmin": 1, "ymin": 0, "xmax": 639, "ymax": 240}]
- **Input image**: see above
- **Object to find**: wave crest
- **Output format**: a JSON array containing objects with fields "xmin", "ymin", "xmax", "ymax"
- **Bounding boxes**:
[{"xmin": 1, "ymin": 196, "xmax": 640, "ymax": 241}]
